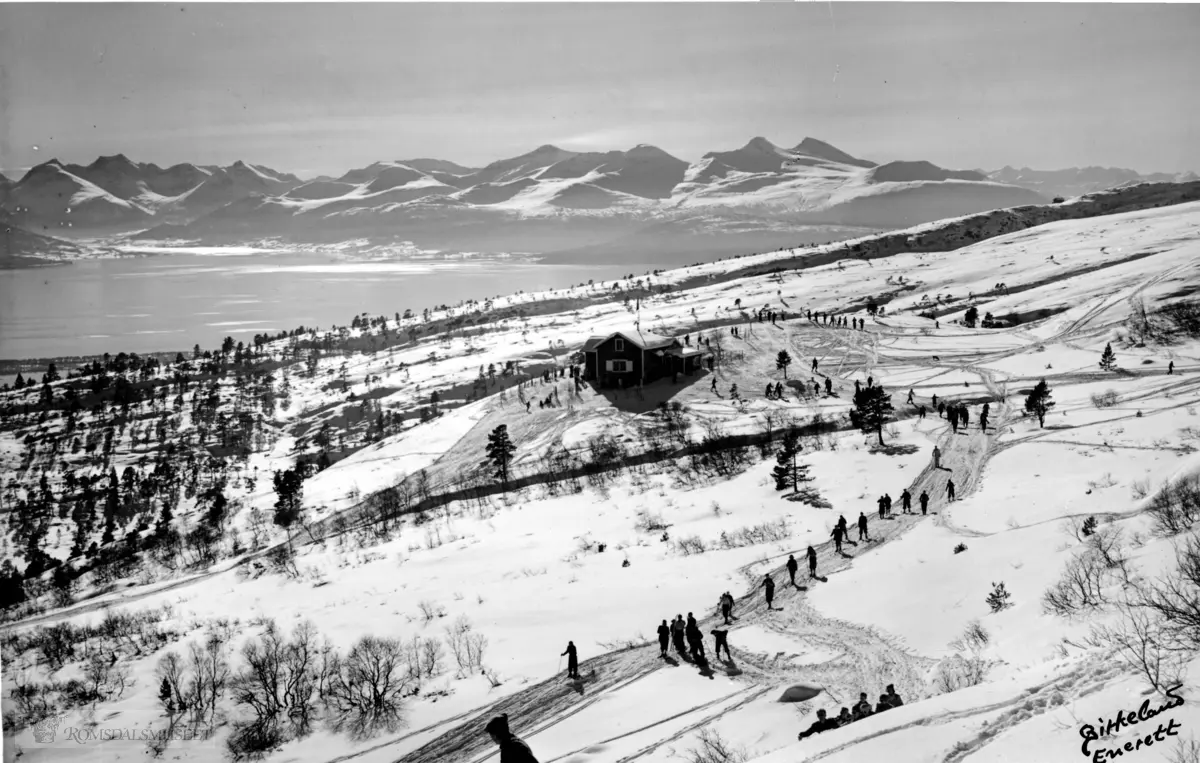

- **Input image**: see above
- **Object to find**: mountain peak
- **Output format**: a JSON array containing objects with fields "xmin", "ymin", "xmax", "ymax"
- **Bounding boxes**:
[
  {"xmin": 532, "ymin": 144, "xmax": 564, "ymax": 154},
  {"xmin": 790, "ymin": 137, "xmax": 876, "ymax": 168},
  {"xmin": 89, "ymin": 153, "xmax": 135, "ymax": 168},
  {"xmin": 743, "ymin": 137, "xmax": 777, "ymax": 152}
]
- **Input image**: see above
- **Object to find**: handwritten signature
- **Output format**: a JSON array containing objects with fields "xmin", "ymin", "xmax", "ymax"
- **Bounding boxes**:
[{"xmin": 1079, "ymin": 685, "xmax": 1185, "ymax": 761}]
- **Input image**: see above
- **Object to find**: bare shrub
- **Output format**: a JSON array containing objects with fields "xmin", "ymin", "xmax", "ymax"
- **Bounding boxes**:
[
  {"xmin": 634, "ymin": 509, "xmax": 668, "ymax": 534},
  {"xmin": 1132, "ymin": 531, "xmax": 1200, "ymax": 653},
  {"xmin": 326, "ymin": 635, "xmax": 409, "ymax": 740},
  {"xmin": 676, "ymin": 535, "xmax": 707, "ymax": 556},
  {"xmin": 1146, "ymin": 474, "xmax": 1200, "ymax": 536},
  {"xmin": 185, "ymin": 631, "xmax": 230, "ymax": 724},
  {"xmin": 932, "ymin": 651, "xmax": 988, "ymax": 694},
  {"xmin": 948, "ymin": 620, "xmax": 990, "ymax": 653},
  {"xmin": 1167, "ymin": 736, "xmax": 1200, "ymax": 763},
  {"xmin": 679, "ymin": 727, "xmax": 749, "ymax": 763},
  {"xmin": 1042, "ymin": 550, "xmax": 1115, "ymax": 617},
  {"xmin": 444, "ymin": 616, "xmax": 488, "ymax": 675},
  {"xmin": 1090, "ymin": 390, "xmax": 1119, "ymax": 409},
  {"xmin": 1131, "ymin": 478, "xmax": 1151, "ymax": 500},
  {"xmin": 717, "ymin": 519, "xmax": 791, "ymax": 549},
  {"xmin": 1089, "ymin": 602, "xmax": 1187, "ymax": 697},
  {"xmin": 417, "ymin": 600, "xmax": 445, "ymax": 623}
]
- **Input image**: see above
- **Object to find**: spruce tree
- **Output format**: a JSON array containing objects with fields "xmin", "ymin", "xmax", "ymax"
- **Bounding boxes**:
[
  {"xmin": 485, "ymin": 424, "xmax": 517, "ymax": 490},
  {"xmin": 775, "ymin": 350, "xmax": 792, "ymax": 379},
  {"xmin": 964, "ymin": 307, "xmax": 979, "ymax": 328},
  {"xmin": 851, "ymin": 385, "xmax": 894, "ymax": 445},
  {"xmin": 772, "ymin": 432, "xmax": 812, "ymax": 493},
  {"xmin": 1024, "ymin": 379, "xmax": 1055, "ymax": 428},
  {"xmin": 1099, "ymin": 343, "xmax": 1116, "ymax": 371}
]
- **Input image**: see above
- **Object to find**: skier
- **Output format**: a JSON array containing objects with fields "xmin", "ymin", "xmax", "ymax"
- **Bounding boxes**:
[
  {"xmin": 720, "ymin": 591, "xmax": 734, "ymax": 624},
  {"xmin": 938, "ymin": 401, "xmax": 946, "ymax": 418},
  {"xmin": 485, "ymin": 713, "xmax": 540, "ymax": 763},
  {"xmin": 561, "ymin": 641, "xmax": 579, "ymax": 679},
  {"xmin": 711, "ymin": 377, "xmax": 717, "ymax": 393},
  {"xmin": 671, "ymin": 615, "xmax": 687, "ymax": 655},
  {"xmin": 932, "ymin": 393, "xmax": 938, "ymax": 408},
  {"xmin": 711, "ymin": 628, "xmax": 731, "ymax": 660},
  {"xmin": 919, "ymin": 490, "xmax": 930, "ymax": 515},
  {"xmin": 946, "ymin": 478, "xmax": 957, "ymax": 502},
  {"xmin": 919, "ymin": 405, "xmax": 927, "ymax": 419},
  {"xmin": 812, "ymin": 358, "xmax": 819, "ymax": 373},
  {"xmin": 949, "ymin": 408, "xmax": 958, "ymax": 434},
  {"xmin": 837, "ymin": 514, "xmax": 849, "ymax": 542},
  {"xmin": 761, "ymin": 574, "xmax": 776, "ymax": 609},
  {"xmin": 883, "ymin": 493, "xmax": 893, "ymax": 517},
  {"xmin": 825, "ymin": 377, "xmax": 832, "ymax": 395},
  {"xmin": 656, "ymin": 620, "xmax": 670, "ymax": 658},
  {"xmin": 877, "ymin": 494, "xmax": 887, "ymax": 521},
  {"xmin": 831, "ymin": 523, "xmax": 845, "ymax": 554},
  {"xmin": 1168, "ymin": 361, "xmax": 1174, "ymax": 375},
  {"xmin": 884, "ymin": 684, "xmax": 904, "ymax": 708},
  {"xmin": 901, "ymin": 488, "xmax": 912, "ymax": 514},
  {"xmin": 961, "ymin": 407, "xmax": 970, "ymax": 428},
  {"xmin": 980, "ymin": 402, "xmax": 990, "ymax": 431},
  {"xmin": 852, "ymin": 692, "xmax": 874, "ymax": 721},
  {"xmin": 797, "ymin": 709, "xmax": 837, "ymax": 740},
  {"xmin": 907, "ymin": 388, "xmax": 915, "ymax": 404},
  {"xmin": 932, "ymin": 445, "xmax": 941, "ymax": 469},
  {"xmin": 765, "ymin": 383, "xmax": 774, "ymax": 399},
  {"xmin": 807, "ymin": 545, "xmax": 818, "ymax": 579},
  {"xmin": 786, "ymin": 554, "xmax": 799, "ymax": 587},
  {"xmin": 857, "ymin": 512, "xmax": 870, "ymax": 541}
]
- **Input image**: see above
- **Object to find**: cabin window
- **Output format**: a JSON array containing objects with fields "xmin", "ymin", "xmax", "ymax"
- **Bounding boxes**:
[
  {"xmin": 614, "ymin": 338, "xmax": 625, "ymax": 352},
  {"xmin": 606, "ymin": 360, "xmax": 630, "ymax": 373}
]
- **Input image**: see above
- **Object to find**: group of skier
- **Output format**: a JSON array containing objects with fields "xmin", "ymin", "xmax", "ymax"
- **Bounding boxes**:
[
  {"xmin": 797, "ymin": 685, "xmax": 906, "ymax": 741},
  {"xmin": 656, "ymin": 612, "xmax": 732, "ymax": 666}
]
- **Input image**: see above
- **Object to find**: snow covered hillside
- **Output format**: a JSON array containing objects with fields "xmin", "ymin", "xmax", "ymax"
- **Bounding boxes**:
[{"xmin": 3, "ymin": 187, "xmax": 1200, "ymax": 763}]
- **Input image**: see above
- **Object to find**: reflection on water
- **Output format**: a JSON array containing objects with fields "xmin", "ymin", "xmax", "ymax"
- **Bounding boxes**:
[{"xmin": 0, "ymin": 251, "xmax": 636, "ymax": 360}]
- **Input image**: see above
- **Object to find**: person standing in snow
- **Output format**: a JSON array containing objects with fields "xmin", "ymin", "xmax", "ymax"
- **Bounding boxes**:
[
  {"xmin": 884, "ymin": 684, "xmax": 904, "ymax": 708},
  {"xmin": 831, "ymin": 524, "xmax": 845, "ymax": 554},
  {"xmin": 919, "ymin": 490, "xmax": 930, "ymax": 515},
  {"xmin": 932, "ymin": 445, "xmax": 941, "ymax": 469},
  {"xmin": 807, "ymin": 545, "xmax": 818, "ymax": 578},
  {"xmin": 671, "ymin": 615, "xmax": 687, "ymax": 655},
  {"xmin": 919, "ymin": 405, "xmax": 927, "ymax": 420},
  {"xmin": 901, "ymin": 489, "xmax": 912, "ymax": 514},
  {"xmin": 949, "ymin": 408, "xmax": 959, "ymax": 434},
  {"xmin": 711, "ymin": 628, "xmax": 731, "ymax": 660},
  {"xmin": 937, "ymin": 401, "xmax": 946, "ymax": 418},
  {"xmin": 1168, "ymin": 361, "xmax": 1174, "ymax": 375},
  {"xmin": 980, "ymin": 403, "xmax": 990, "ymax": 431},
  {"xmin": 837, "ymin": 514, "xmax": 850, "ymax": 543},
  {"xmin": 719, "ymin": 591, "xmax": 734, "ymax": 624},
  {"xmin": 883, "ymin": 493, "xmax": 893, "ymax": 518},
  {"xmin": 485, "ymin": 713, "xmax": 540, "ymax": 763},
  {"xmin": 877, "ymin": 495, "xmax": 887, "ymax": 521},
  {"xmin": 825, "ymin": 377, "xmax": 833, "ymax": 395},
  {"xmin": 657, "ymin": 620, "xmax": 670, "ymax": 658},
  {"xmin": 812, "ymin": 357, "xmax": 819, "ymax": 373},
  {"xmin": 946, "ymin": 478, "xmax": 956, "ymax": 502},
  {"xmin": 907, "ymin": 388, "xmax": 915, "ymax": 405},
  {"xmin": 786, "ymin": 554, "xmax": 799, "ymax": 587},
  {"xmin": 761, "ymin": 574, "xmax": 776, "ymax": 609},
  {"xmin": 561, "ymin": 641, "xmax": 579, "ymax": 679},
  {"xmin": 852, "ymin": 692, "xmax": 874, "ymax": 721},
  {"xmin": 857, "ymin": 512, "xmax": 870, "ymax": 541},
  {"xmin": 960, "ymin": 407, "xmax": 970, "ymax": 429},
  {"xmin": 875, "ymin": 694, "xmax": 893, "ymax": 714}
]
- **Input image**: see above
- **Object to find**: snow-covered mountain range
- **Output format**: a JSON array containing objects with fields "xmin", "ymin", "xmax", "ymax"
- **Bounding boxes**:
[{"xmin": 1, "ymin": 140, "xmax": 1193, "ymax": 263}]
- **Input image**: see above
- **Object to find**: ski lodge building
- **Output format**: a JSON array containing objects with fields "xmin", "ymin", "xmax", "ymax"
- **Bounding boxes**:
[{"xmin": 579, "ymin": 328, "xmax": 709, "ymax": 388}]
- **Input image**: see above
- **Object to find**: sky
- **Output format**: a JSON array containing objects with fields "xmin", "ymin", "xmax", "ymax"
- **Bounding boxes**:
[{"xmin": 0, "ymin": 3, "xmax": 1198, "ymax": 179}]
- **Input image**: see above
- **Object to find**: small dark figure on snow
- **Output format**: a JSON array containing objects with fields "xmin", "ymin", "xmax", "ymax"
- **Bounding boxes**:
[
  {"xmin": 831, "ymin": 524, "xmax": 845, "ymax": 554},
  {"xmin": 938, "ymin": 401, "xmax": 946, "ymax": 418},
  {"xmin": 901, "ymin": 489, "xmax": 912, "ymax": 514},
  {"xmin": 932, "ymin": 445, "xmax": 941, "ymax": 469},
  {"xmin": 562, "ymin": 641, "xmax": 579, "ymax": 679},
  {"xmin": 786, "ymin": 554, "xmax": 799, "ymax": 587},
  {"xmin": 932, "ymin": 393, "xmax": 938, "ymax": 407},
  {"xmin": 884, "ymin": 684, "xmax": 904, "ymax": 708},
  {"xmin": 657, "ymin": 620, "xmax": 670, "ymax": 657},
  {"xmin": 883, "ymin": 493, "xmax": 893, "ymax": 517},
  {"xmin": 711, "ymin": 377, "xmax": 718, "ymax": 392},
  {"xmin": 907, "ymin": 388, "xmax": 915, "ymax": 404},
  {"xmin": 919, "ymin": 490, "xmax": 929, "ymax": 515},
  {"xmin": 812, "ymin": 358, "xmax": 819, "ymax": 373},
  {"xmin": 946, "ymin": 479, "xmax": 956, "ymax": 502},
  {"xmin": 720, "ymin": 591, "xmax": 734, "ymax": 624},
  {"xmin": 919, "ymin": 405, "xmax": 927, "ymax": 419},
  {"xmin": 761, "ymin": 574, "xmax": 776, "ymax": 608},
  {"xmin": 807, "ymin": 545, "xmax": 818, "ymax": 578},
  {"xmin": 711, "ymin": 628, "xmax": 731, "ymax": 660},
  {"xmin": 858, "ymin": 512, "xmax": 870, "ymax": 541},
  {"xmin": 1168, "ymin": 361, "xmax": 1175, "ymax": 375},
  {"xmin": 867, "ymin": 375, "xmax": 873, "ymax": 388},
  {"xmin": 961, "ymin": 407, "xmax": 970, "ymax": 428},
  {"xmin": 877, "ymin": 495, "xmax": 887, "ymax": 521},
  {"xmin": 671, "ymin": 615, "xmax": 687, "ymax": 654},
  {"xmin": 775, "ymin": 382, "xmax": 785, "ymax": 398},
  {"xmin": 852, "ymin": 693, "xmax": 874, "ymax": 721},
  {"xmin": 485, "ymin": 713, "xmax": 540, "ymax": 763},
  {"xmin": 798, "ymin": 709, "xmax": 837, "ymax": 740},
  {"xmin": 825, "ymin": 377, "xmax": 833, "ymax": 395}
]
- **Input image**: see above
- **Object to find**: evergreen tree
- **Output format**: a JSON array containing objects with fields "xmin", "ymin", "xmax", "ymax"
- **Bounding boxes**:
[
  {"xmin": 851, "ymin": 385, "xmax": 895, "ymax": 445},
  {"xmin": 1024, "ymin": 378, "xmax": 1055, "ymax": 428},
  {"xmin": 485, "ymin": 424, "xmax": 517, "ymax": 490},
  {"xmin": 158, "ymin": 676, "xmax": 176, "ymax": 715},
  {"xmin": 775, "ymin": 350, "xmax": 792, "ymax": 379},
  {"xmin": 772, "ymin": 432, "xmax": 812, "ymax": 493},
  {"xmin": 13, "ymin": 373, "xmax": 24, "ymax": 390},
  {"xmin": 964, "ymin": 306, "xmax": 979, "ymax": 328},
  {"xmin": 43, "ymin": 363, "xmax": 60, "ymax": 384},
  {"xmin": 1099, "ymin": 343, "xmax": 1116, "ymax": 371},
  {"xmin": 272, "ymin": 465, "xmax": 306, "ymax": 530}
]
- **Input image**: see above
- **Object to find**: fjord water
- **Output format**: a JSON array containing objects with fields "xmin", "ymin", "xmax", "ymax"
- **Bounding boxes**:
[{"xmin": 0, "ymin": 251, "xmax": 637, "ymax": 361}]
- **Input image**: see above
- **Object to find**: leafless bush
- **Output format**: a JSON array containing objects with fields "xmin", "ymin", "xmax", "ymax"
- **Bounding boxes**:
[
  {"xmin": 1088, "ymin": 602, "xmax": 1187, "ymax": 697},
  {"xmin": 676, "ymin": 535, "xmax": 707, "ymax": 556},
  {"xmin": 1042, "ymin": 549, "xmax": 1115, "ymax": 617},
  {"xmin": 482, "ymin": 667, "xmax": 502, "ymax": 688},
  {"xmin": 1132, "ymin": 478, "xmax": 1152, "ymax": 500},
  {"xmin": 717, "ymin": 519, "xmax": 791, "ymax": 549},
  {"xmin": 1131, "ymin": 531, "xmax": 1200, "ymax": 653},
  {"xmin": 1146, "ymin": 473, "xmax": 1200, "ymax": 536},
  {"xmin": 185, "ymin": 631, "xmax": 230, "ymax": 724},
  {"xmin": 678, "ymin": 727, "xmax": 749, "ymax": 763},
  {"xmin": 444, "ymin": 616, "xmax": 488, "ymax": 676},
  {"xmin": 931, "ymin": 651, "xmax": 988, "ymax": 694},
  {"xmin": 1086, "ymin": 526, "xmax": 1128, "ymax": 572},
  {"xmin": 417, "ymin": 599, "xmax": 445, "ymax": 623},
  {"xmin": 1167, "ymin": 736, "xmax": 1200, "ymax": 763},
  {"xmin": 948, "ymin": 620, "xmax": 990, "ymax": 653},
  {"xmin": 635, "ymin": 509, "xmax": 668, "ymax": 533},
  {"xmin": 1158, "ymin": 300, "xmax": 1200, "ymax": 338},
  {"xmin": 1086, "ymin": 473, "xmax": 1117, "ymax": 491},
  {"xmin": 326, "ymin": 635, "xmax": 409, "ymax": 740},
  {"xmin": 1090, "ymin": 390, "xmax": 1119, "ymax": 409},
  {"xmin": 82, "ymin": 650, "xmax": 131, "ymax": 702}
]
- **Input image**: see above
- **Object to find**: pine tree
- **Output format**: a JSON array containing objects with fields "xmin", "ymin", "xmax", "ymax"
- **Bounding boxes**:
[
  {"xmin": 485, "ymin": 424, "xmax": 517, "ymax": 490},
  {"xmin": 772, "ymin": 432, "xmax": 812, "ymax": 493},
  {"xmin": 964, "ymin": 306, "xmax": 979, "ymax": 328},
  {"xmin": 851, "ymin": 385, "xmax": 894, "ymax": 445},
  {"xmin": 159, "ymin": 676, "xmax": 176, "ymax": 715},
  {"xmin": 775, "ymin": 350, "xmax": 792, "ymax": 379},
  {"xmin": 1099, "ymin": 343, "xmax": 1116, "ymax": 371},
  {"xmin": 986, "ymin": 581, "xmax": 1011, "ymax": 612},
  {"xmin": 1024, "ymin": 378, "xmax": 1055, "ymax": 428}
]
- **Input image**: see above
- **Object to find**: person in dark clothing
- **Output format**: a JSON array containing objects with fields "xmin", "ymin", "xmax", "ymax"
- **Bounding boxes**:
[
  {"xmin": 867, "ymin": 376, "xmax": 873, "ymax": 388},
  {"xmin": 877, "ymin": 495, "xmax": 887, "ymax": 521},
  {"xmin": 831, "ymin": 524, "xmax": 845, "ymax": 554},
  {"xmin": 812, "ymin": 380, "xmax": 821, "ymax": 396},
  {"xmin": 562, "ymin": 641, "xmax": 579, "ymax": 679},
  {"xmin": 798, "ymin": 709, "xmax": 837, "ymax": 740},
  {"xmin": 852, "ymin": 693, "xmax": 874, "ymax": 721},
  {"xmin": 884, "ymin": 684, "xmax": 904, "ymax": 708},
  {"xmin": 938, "ymin": 401, "xmax": 945, "ymax": 418},
  {"xmin": 857, "ymin": 512, "xmax": 870, "ymax": 541},
  {"xmin": 961, "ymin": 407, "xmax": 970, "ymax": 428},
  {"xmin": 812, "ymin": 358, "xmax": 819, "ymax": 373},
  {"xmin": 657, "ymin": 620, "xmax": 670, "ymax": 658},
  {"xmin": 949, "ymin": 409, "xmax": 958, "ymax": 434},
  {"xmin": 825, "ymin": 377, "xmax": 833, "ymax": 395},
  {"xmin": 883, "ymin": 494, "xmax": 893, "ymax": 517},
  {"xmin": 933, "ymin": 445, "xmax": 942, "ymax": 469},
  {"xmin": 919, "ymin": 405, "xmax": 927, "ymax": 419},
  {"xmin": 786, "ymin": 554, "xmax": 799, "ymax": 587},
  {"xmin": 719, "ymin": 592, "xmax": 734, "ymax": 624},
  {"xmin": 671, "ymin": 615, "xmax": 687, "ymax": 655},
  {"xmin": 835, "ymin": 707, "xmax": 853, "ymax": 727},
  {"xmin": 807, "ymin": 545, "xmax": 818, "ymax": 578},
  {"xmin": 919, "ymin": 490, "xmax": 929, "ymax": 515},
  {"xmin": 907, "ymin": 388, "xmax": 915, "ymax": 404},
  {"xmin": 711, "ymin": 628, "xmax": 731, "ymax": 660},
  {"xmin": 775, "ymin": 382, "xmax": 785, "ymax": 399},
  {"xmin": 875, "ymin": 694, "xmax": 892, "ymax": 714},
  {"xmin": 946, "ymin": 479, "xmax": 956, "ymax": 502},
  {"xmin": 901, "ymin": 489, "xmax": 912, "ymax": 514},
  {"xmin": 932, "ymin": 393, "xmax": 938, "ymax": 408},
  {"xmin": 761, "ymin": 574, "xmax": 776, "ymax": 608},
  {"xmin": 1168, "ymin": 361, "xmax": 1174, "ymax": 375},
  {"xmin": 486, "ymin": 713, "xmax": 540, "ymax": 763}
]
